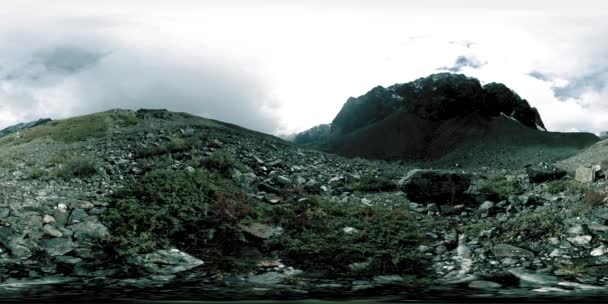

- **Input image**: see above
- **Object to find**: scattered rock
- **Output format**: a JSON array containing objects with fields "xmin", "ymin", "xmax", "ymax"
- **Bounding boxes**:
[
  {"xmin": 526, "ymin": 162, "xmax": 566, "ymax": 183},
  {"xmin": 399, "ymin": 169, "xmax": 472, "ymax": 203}
]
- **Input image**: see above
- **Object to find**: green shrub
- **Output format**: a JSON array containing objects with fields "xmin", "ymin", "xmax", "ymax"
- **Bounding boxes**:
[
  {"xmin": 102, "ymin": 168, "xmax": 254, "ymax": 260},
  {"xmin": 202, "ymin": 152, "xmax": 235, "ymax": 177},
  {"xmin": 265, "ymin": 196, "xmax": 435, "ymax": 277},
  {"xmin": 495, "ymin": 209, "xmax": 563, "ymax": 244},
  {"xmin": 485, "ymin": 176, "xmax": 523, "ymax": 199},
  {"xmin": 28, "ymin": 167, "xmax": 47, "ymax": 180},
  {"xmin": 351, "ymin": 175, "xmax": 397, "ymax": 192},
  {"xmin": 54, "ymin": 156, "xmax": 98, "ymax": 180},
  {"xmin": 583, "ymin": 190, "xmax": 605, "ymax": 206},
  {"xmin": 136, "ymin": 137, "xmax": 200, "ymax": 158},
  {"xmin": 546, "ymin": 180, "xmax": 586, "ymax": 194}
]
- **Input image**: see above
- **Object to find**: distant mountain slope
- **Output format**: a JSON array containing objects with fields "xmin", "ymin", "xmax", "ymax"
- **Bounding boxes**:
[
  {"xmin": 297, "ymin": 73, "xmax": 598, "ymax": 168},
  {"xmin": 0, "ymin": 118, "xmax": 52, "ymax": 138}
]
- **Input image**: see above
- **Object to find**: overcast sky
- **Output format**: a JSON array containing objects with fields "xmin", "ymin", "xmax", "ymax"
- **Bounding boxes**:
[{"xmin": 1, "ymin": 1, "xmax": 608, "ymax": 135}]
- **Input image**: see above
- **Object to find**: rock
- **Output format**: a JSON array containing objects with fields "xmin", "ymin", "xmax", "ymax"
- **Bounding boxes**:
[
  {"xmin": 69, "ymin": 221, "xmax": 109, "ymax": 242},
  {"xmin": 567, "ymin": 235, "xmax": 592, "ymax": 247},
  {"xmin": 43, "ymin": 215, "xmax": 56, "ymax": 224},
  {"xmin": 40, "ymin": 238, "xmax": 77, "ymax": 256},
  {"xmin": 247, "ymin": 271, "xmax": 287, "ymax": 285},
  {"xmin": 127, "ymin": 249, "xmax": 204, "ymax": 274},
  {"xmin": 567, "ymin": 224, "xmax": 589, "ymax": 235},
  {"xmin": 373, "ymin": 275, "xmax": 405, "ymax": 285},
  {"xmin": 343, "ymin": 226, "xmax": 359, "ymax": 234},
  {"xmin": 509, "ymin": 268, "xmax": 560, "ymax": 286},
  {"xmin": 42, "ymin": 224, "xmax": 63, "ymax": 238},
  {"xmin": 275, "ymin": 176, "xmax": 292, "ymax": 186},
  {"xmin": 468, "ymin": 280, "xmax": 502, "ymax": 289},
  {"xmin": 575, "ymin": 165, "xmax": 602, "ymax": 183},
  {"xmin": 591, "ymin": 245, "xmax": 608, "ymax": 256},
  {"xmin": 69, "ymin": 209, "xmax": 88, "ymax": 223},
  {"xmin": 492, "ymin": 244, "xmax": 534, "ymax": 257},
  {"xmin": 588, "ymin": 223, "xmax": 608, "ymax": 232},
  {"xmin": 0, "ymin": 227, "xmax": 31, "ymax": 258},
  {"xmin": 239, "ymin": 223, "xmax": 281, "ymax": 239},
  {"xmin": 398, "ymin": 169, "xmax": 472, "ymax": 203},
  {"xmin": 526, "ymin": 162, "xmax": 566, "ymax": 183},
  {"xmin": 478, "ymin": 201, "xmax": 495, "ymax": 213}
]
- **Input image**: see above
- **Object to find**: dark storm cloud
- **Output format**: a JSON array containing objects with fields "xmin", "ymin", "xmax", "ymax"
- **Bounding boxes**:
[
  {"xmin": 0, "ymin": 30, "xmax": 281, "ymax": 133},
  {"xmin": 437, "ymin": 55, "xmax": 484, "ymax": 72},
  {"xmin": 552, "ymin": 69, "xmax": 608, "ymax": 100}
]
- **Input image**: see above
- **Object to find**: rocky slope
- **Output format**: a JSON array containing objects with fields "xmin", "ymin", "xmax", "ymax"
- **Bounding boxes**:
[
  {"xmin": 0, "ymin": 108, "xmax": 607, "ymax": 301},
  {"xmin": 296, "ymin": 73, "xmax": 598, "ymax": 168}
]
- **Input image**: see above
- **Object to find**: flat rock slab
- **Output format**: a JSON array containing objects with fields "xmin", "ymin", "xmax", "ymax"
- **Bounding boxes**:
[
  {"xmin": 493, "ymin": 244, "xmax": 534, "ymax": 257},
  {"xmin": 526, "ymin": 163, "xmax": 566, "ymax": 183}
]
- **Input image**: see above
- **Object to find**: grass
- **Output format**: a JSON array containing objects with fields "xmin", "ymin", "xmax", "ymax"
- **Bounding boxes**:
[
  {"xmin": 583, "ymin": 190, "xmax": 605, "ymax": 206},
  {"xmin": 8, "ymin": 112, "xmax": 141, "ymax": 145},
  {"xmin": 201, "ymin": 152, "xmax": 235, "ymax": 177}
]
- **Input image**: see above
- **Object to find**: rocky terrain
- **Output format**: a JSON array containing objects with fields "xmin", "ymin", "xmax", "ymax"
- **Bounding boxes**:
[
  {"xmin": 296, "ymin": 73, "xmax": 598, "ymax": 168},
  {"xmin": 0, "ymin": 108, "xmax": 607, "ymax": 301}
]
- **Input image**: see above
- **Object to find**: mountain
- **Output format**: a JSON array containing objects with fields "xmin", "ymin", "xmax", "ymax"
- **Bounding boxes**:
[
  {"xmin": 298, "ymin": 73, "xmax": 598, "ymax": 168},
  {"xmin": 0, "ymin": 118, "xmax": 52, "ymax": 138},
  {"xmin": 293, "ymin": 123, "xmax": 331, "ymax": 145},
  {"xmin": 1, "ymin": 108, "xmax": 608, "ymax": 300}
]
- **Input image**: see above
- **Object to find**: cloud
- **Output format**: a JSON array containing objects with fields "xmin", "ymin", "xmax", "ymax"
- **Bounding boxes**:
[
  {"xmin": 552, "ymin": 69, "xmax": 608, "ymax": 101},
  {"xmin": 0, "ymin": 25, "xmax": 281, "ymax": 133},
  {"xmin": 528, "ymin": 71, "xmax": 551, "ymax": 82},
  {"xmin": 437, "ymin": 55, "xmax": 485, "ymax": 72}
]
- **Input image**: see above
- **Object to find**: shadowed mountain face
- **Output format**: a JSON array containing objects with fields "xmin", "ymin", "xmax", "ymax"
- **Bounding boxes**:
[{"xmin": 298, "ymin": 73, "xmax": 598, "ymax": 168}]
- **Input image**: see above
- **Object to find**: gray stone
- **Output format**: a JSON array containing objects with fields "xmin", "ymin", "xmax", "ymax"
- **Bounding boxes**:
[
  {"xmin": 40, "ymin": 238, "xmax": 77, "ymax": 256},
  {"xmin": 69, "ymin": 221, "xmax": 109, "ymax": 242},
  {"xmin": 247, "ymin": 271, "xmax": 286, "ymax": 285},
  {"xmin": 468, "ymin": 280, "xmax": 502, "ymax": 289},
  {"xmin": 399, "ymin": 169, "xmax": 472, "ymax": 203},
  {"xmin": 509, "ymin": 268, "xmax": 559, "ymax": 286},
  {"xmin": 526, "ymin": 162, "xmax": 567, "ymax": 183},
  {"xmin": 492, "ymin": 244, "xmax": 534, "ymax": 257},
  {"xmin": 127, "ymin": 249, "xmax": 204, "ymax": 274},
  {"xmin": 479, "ymin": 201, "xmax": 495, "ymax": 212},
  {"xmin": 575, "ymin": 165, "xmax": 601, "ymax": 183},
  {"xmin": 567, "ymin": 235, "xmax": 592, "ymax": 247},
  {"xmin": 68, "ymin": 209, "xmax": 88, "ymax": 223},
  {"xmin": 42, "ymin": 224, "xmax": 63, "ymax": 238}
]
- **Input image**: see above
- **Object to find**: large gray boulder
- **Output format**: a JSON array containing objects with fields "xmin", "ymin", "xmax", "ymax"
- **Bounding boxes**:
[
  {"xmin": 526, "ymin": 162, "xmax": 566, "ymax": 183},
  {"xmin": 399, "ymin": 169, "xmax": 473, "ymax": 204},
  {"xmin": 127, "ymin": 249, "xmax": 204, "ymax": 274}
]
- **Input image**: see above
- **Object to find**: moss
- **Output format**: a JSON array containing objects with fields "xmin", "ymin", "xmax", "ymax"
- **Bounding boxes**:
[
  {"xmin": 263, "ymin": 196, "xmax": 439, "ymax": 277},
  {"xmin": 54, "ymin": 156, "xmax": 98, "ymax": 180},
  {"xmin": 484, "ymin": 176, "xmax": 523, "ymax": 199},
  {"xmin": 351, "ymin": 175, "xmax": 397, "ymax": 192}
]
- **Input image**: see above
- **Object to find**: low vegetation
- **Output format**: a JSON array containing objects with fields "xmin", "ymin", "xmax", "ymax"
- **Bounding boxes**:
[
  {"xmin": 545, "ymin": 180, "xmax": 586, "ymax": 194},
  {"xmin": 495, "ymin": 209, "xmax": 563, "ymax": 244},
  {"xmin": 136, "ymin": 137, "xmax": 201, "ymax": 159},
  {"xmin": 201, "ymin": 152, "xmax": 236, "ymax": 177},
  {"xmin": 351, "ymin": 175, "xmax": 397, "ymax": 192},
  {"xmin": 54, "ymin": 156, "xmax": 98, "ymax": 180},
  {"xmin": 484, "ymin": 176, "xmax": 524, "ymax": 199},
  {"xmin": 583, "ymin": 190, "xmax": 605, "ymax": 206}
]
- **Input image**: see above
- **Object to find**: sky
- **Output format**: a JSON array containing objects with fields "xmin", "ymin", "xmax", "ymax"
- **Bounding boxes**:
[{"xmin": 1, "ymin": 1, "xmax": 608, "ymax": 135}]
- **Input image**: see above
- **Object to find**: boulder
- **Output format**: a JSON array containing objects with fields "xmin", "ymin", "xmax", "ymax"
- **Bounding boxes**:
[
  {"xmin": 525, "ymin": 162, "xmax": 566, "ymax": 183},
  {"xmin": 575, "ymin": 165, "xmax": 602, "ymax": 183},
  {"xmin": 492, "ymin": 244, "xmax": 534, "ymax": 257},
  {"xmin": 127, "ymin": 249, "xmax": 204, "ymax": 274},
  {"xmin": 399, "ymin": 169, "xmax": 472, "ymax": 204}
]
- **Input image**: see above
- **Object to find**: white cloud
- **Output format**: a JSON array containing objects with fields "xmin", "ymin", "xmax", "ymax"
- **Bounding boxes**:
[{"xmin": 0, "ymin": 1, "xmax": 607, "ymax": 135}]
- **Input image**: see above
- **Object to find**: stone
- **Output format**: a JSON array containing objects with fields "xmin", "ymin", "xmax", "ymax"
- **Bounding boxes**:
[
  {"xmin": 492, "ymin": 244, "xmax": 534, "ymax": 257},
  {"xmin": 399, "ymin": 169, "xmax": 472, "ymax": 203},
  {"xmin": 275, "ymin": 176, "xmax": 292, "ymax": 186},
  {"xmin": 247, "ymin": 271, "xmax": 287, "ymax": 285},
  {"xmin": 509, "ymin": 268, "xmax": 560, "ymax": 286},
  {"xmin": 43, "ymin": 215, "xmax": 55, "ymax": 224},
  {"xmin": 0, "ymin": 226, "xmax": 31, "ymax": 258},
  {"xmin": 526, "ymin": 162, "xmax": 567, "ymax": 183},
  {"xmin": 69, "ymin": 221, "xmax": 109, "ymax": 242},
  {"xmin": 42, "ymin": 224, "xmax": 63, "ymax": 238},
  {"xmin": 468, "ymin": 280, "xmax": 502, "ymax": 289},
  {"xmin": 567, "ymin": 235, "xmax": 592, "ymax": 247},
  {"xmin": 68, "ymin": 209, "xmax": 88, "ymax": 223},
  {"xmin": 478, "ymin": 201, "xmax": 495, "ymax": 213},
  {"xmin": 127, "ymin": 249, "xmax": 204, "ymax": 274},
  {"xmin": 575, "ymin": 165, "xmax": 602, "ymax": 183},
  {"xmin": 40, "ymin": 238, "xmax": 77, "ymax": 256},
  {"xmin": 591, "ymin": 245, "xmax": 608, "ymax": 256},
  {"xmin": 239, "ymin": 223, "xmax": 282, "ymax": 239}
]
